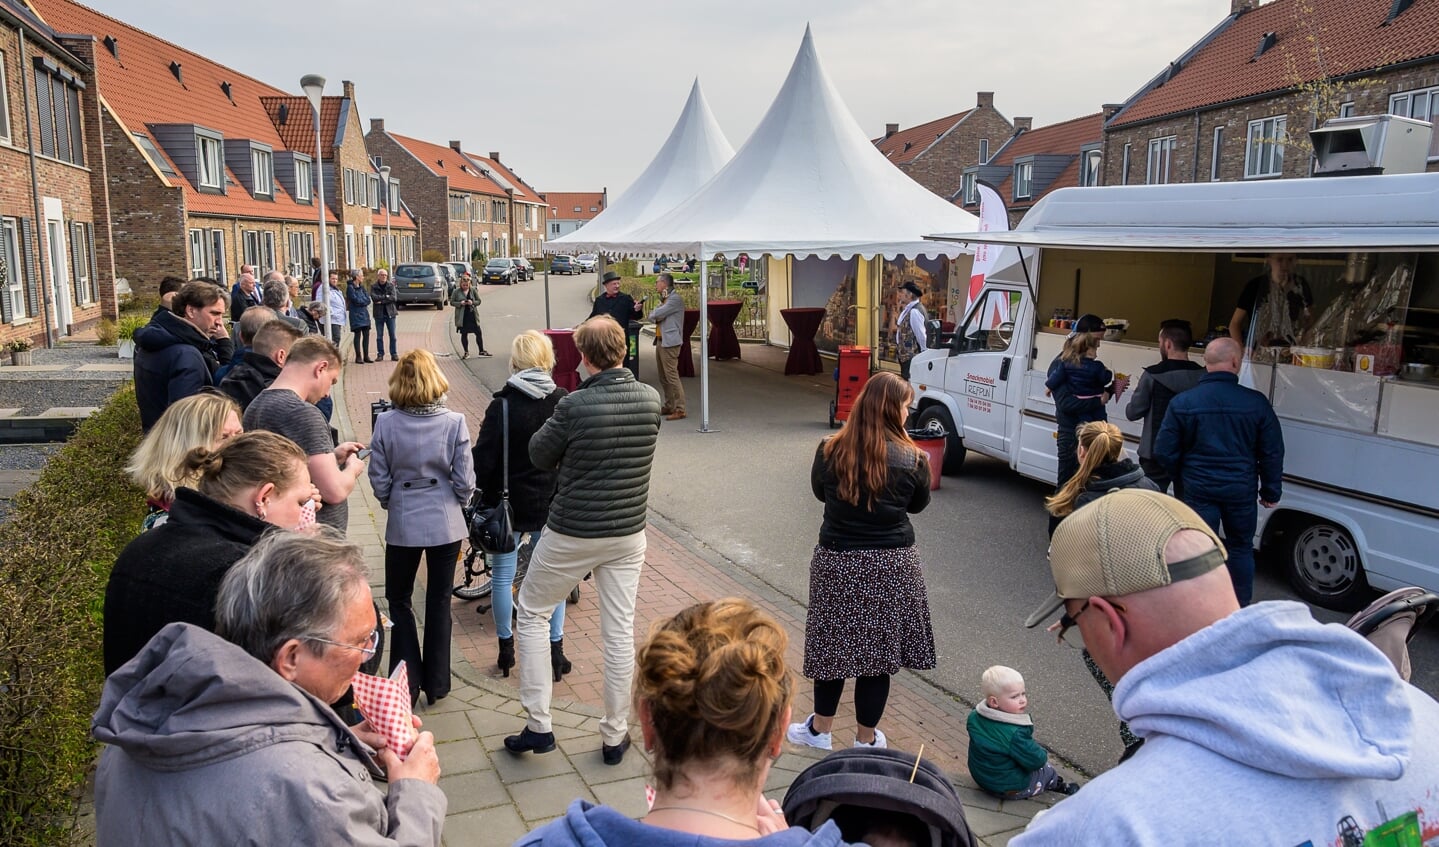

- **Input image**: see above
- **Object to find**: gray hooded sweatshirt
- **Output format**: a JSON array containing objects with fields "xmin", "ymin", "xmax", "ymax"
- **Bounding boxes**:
[{"xmin": 92, "ymin": 623, "xmax": 446, "ymax": 846}]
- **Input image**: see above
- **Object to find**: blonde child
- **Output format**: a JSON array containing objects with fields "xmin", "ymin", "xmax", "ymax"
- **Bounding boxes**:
[{"xmin": 966, "ymin": 665, "xmax": 1077, "ymax": 799}]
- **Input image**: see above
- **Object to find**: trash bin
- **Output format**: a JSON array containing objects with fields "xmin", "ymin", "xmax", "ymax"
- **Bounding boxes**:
[
  {"xmin": 829, "ymin": 346, "xmax": 871, "ymax": 428},
  {"xmin": 625, "ymin": 320, "xmax": 642, "ymax": 378},
  {"xmin": 907, "ymin": 421, "xmax": 947, "ymax": 491}
]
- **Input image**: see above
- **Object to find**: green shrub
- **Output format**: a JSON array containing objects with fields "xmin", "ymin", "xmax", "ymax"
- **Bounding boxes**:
[
  {"xmin": 121, "ymin": 294, "xmax": 160, "ymax": 315},
  {"xmin": 116, "ymin": 314, "xmax": 148, "ymax": 342},
  {"xmin": 94, "ymin": 318, "xmax": 118, "ymax": 346},
  {"xmin": 0, "ymin": 386, "xmax": 146, "ymax": 846},
  {"xmin": 421, "ymin": 249, "xmax": 447, "ymax": 264}
]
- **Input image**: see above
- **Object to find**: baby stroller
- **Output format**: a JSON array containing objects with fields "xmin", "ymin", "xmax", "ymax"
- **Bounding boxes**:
[
  {"xmin": 1346, "ymin": 587, "xmax": 1439, "ymax": 682},
  {"xmin": 783, "ymin": 747, "xmax": 975, "ymax": 847}
]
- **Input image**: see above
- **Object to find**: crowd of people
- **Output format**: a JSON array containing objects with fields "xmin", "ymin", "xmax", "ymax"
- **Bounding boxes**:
[{"xmin": 94, "ymin": 264, "xmax": 1439, "ymax": 846}]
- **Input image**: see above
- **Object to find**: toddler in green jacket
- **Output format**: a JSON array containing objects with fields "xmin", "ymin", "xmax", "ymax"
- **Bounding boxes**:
[{"xmin": 966, "ymin": 665, "xmax": 1079, "ymax": 799}]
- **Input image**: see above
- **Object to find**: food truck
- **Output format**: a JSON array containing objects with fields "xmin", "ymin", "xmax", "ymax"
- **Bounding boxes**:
[{"xmin": 909, "ymin": 144, "xmax": 1439, "ymax": 612}]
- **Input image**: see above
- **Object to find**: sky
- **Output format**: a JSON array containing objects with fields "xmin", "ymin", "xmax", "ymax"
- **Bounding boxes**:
[{"xmin": 99, "ymin": 0, "xmax": 1227, "ymax": 196}]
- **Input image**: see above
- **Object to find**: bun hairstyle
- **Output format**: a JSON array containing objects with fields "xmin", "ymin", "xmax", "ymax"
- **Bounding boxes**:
[
  {"xmin": 183, "ymin": 431, "xmax": 307, "ymax": 509},
  {"xmin": 1045, "ymin": 421, "xmax": 1126, "ymax": 517},
  {"xmin": 635, "ymin": 598, "xmax": 793, "ymax": 792}
]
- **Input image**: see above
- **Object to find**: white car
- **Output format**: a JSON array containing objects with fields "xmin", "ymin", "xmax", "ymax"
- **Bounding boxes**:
[{"xmin": 576, "ymin": 254, "xmax": 598, "ymax": 272}]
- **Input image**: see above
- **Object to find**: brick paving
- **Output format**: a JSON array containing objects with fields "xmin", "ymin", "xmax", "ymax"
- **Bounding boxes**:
[{"xmin": 335, "ymin": 306, "xmax": 1066, "ymax": 845}]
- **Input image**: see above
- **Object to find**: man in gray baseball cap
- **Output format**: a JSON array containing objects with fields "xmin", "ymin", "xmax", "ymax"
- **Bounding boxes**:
[{"xmin": 1015, "ymin": 489, "xmax": 1439, "ymax": 846}]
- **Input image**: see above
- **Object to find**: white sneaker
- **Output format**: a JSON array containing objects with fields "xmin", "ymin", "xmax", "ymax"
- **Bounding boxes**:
[
  {"xmin": 853, "ymin": 728, "xmax": 888, "ymax": 749},
  {"xmin": 786, "ymin": 715, "xmax": 833, "ymax": 750}
]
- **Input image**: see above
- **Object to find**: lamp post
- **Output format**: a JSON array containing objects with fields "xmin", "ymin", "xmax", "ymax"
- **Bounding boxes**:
[
  {"xmin": 301, "ymin": 74, "xmax": 333, "ymax": 342},
  {"xmin": 379, "ymin": 165, "xmax": 392, "ymax": 267}
]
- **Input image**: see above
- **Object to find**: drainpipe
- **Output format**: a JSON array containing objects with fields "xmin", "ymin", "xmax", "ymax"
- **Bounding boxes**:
[
  {"xmin": 18, "ymin": 29, "xmax": 56, "ymax": 348},
  {"xmin": 1191, "ymin": 109, "xmax": 1203, "ymax": 183}
]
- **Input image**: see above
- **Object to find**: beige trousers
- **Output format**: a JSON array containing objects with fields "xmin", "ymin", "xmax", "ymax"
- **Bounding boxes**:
[
  {"xmin": 516, "ymin": 528, "xmax": 646, "ymax": 745},
  {"xmin": 656, "ymin": 344, "xmax": 685, "ymax": 413}
]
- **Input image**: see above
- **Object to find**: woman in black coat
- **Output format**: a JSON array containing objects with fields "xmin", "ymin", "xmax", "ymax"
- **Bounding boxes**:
[
  {"xmin": 104, "ymin": 432, "xmax": 318, "ymax": 675},
  {"xmin": 472, "ymin": 330, "xmax": 570, "ymax": 680}
]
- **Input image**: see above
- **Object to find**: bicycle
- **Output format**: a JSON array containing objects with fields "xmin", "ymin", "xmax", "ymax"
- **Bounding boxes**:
[{"xmin": 452, "ymin": 532, "xmax": 580, "ymax": 610}]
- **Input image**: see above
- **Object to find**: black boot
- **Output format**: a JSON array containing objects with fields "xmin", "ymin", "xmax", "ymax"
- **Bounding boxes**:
[
  {"xmin": 551, "ymin": 638, "xmax": 572, "ymax": 682},
  {"xmin": 497, "ymin": 637, "xmax": 515, "ymax": 678}
]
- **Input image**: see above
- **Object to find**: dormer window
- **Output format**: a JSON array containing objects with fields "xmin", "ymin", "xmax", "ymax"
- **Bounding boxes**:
[
  {"xmin": 295, "ymin": 157, "xmax": 312, "ymax": 202},
  {"xmin": 1013, "ymin": 162, "xmax": 1033, "ymax": 200},
  {"xmin": 197, "ymin": 133, "xmax": 223, "ymax": 189},
  {"xmin": 251, "ymin": 147, "xmax": 273, "ymax": 197}
]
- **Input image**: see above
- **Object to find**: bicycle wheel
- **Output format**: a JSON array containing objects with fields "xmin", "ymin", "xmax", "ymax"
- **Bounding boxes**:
[
  {"xmin": 568, "ymin": 584, "xmax": 581, "ymax": 605},
  {"xmin": 452, "ymin": 546, "xmax": 494, "ymax": 600}
]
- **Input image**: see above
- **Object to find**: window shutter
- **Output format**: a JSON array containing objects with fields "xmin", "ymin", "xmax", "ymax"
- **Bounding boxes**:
[
  {"xmin": 21, "ymin": 219, "xmax": 39, "ymax": 319},
  {"xmin": 0, "ymin": 225, "xmax": 11, "ymax": 325},
  {"xmin": 71, "ymin": 222, "xmax": 84, "ymax": 304},
  {"xmin": 52, "ymin": 77, "xmax": 70, "ymax": 163},
  {"xmin": 86, "ymin": 223, "xmax": 97, "ymax": 303},
  {"xmin": 68, "ymin": 88, "xmax": 84, "ymax": 167},
  {"xmin": 34, "ymin": 76, "xmax": 54, "ymax": 157}
]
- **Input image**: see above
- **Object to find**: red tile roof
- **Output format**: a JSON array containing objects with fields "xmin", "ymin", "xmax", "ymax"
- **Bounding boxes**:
[
  {"xmin": 873, "ymin": 110, "xmax": 974, "ymax": 164},
  {"xmin": 260, "ymin": 95, "xmax": 342, "ymax": 154},
  {"xmin": 1112, "ymin": 0, "xmax": 1439, "ymax": 127},
  {"xmin": 383, "ymin": 132, "xmax": 507, "ymax": 197},
  {"xmin": 370, "ymin": 208, "xmax": 417, "ymax": 230},
  {"xmin": 467, "ymin": 153, "xmax": 543, "ymax": 204},
  {"xmin": 981, "ymin": 114, "xmax": 1103, "ymax": 210},
  {"xmin": 541, "ymin": 192, "xmax": 606, "ymax": 221},
  {"xmin": 28, "ymin": 0, "xmax": 336, "ymax": 224}
]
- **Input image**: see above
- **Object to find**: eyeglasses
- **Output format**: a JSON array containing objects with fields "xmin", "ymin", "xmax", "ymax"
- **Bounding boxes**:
[
  {"xmin": 1055, "ymin": 601, "xmax": 1091, "ymax": 649},
  {"xmin": 308, "ymin": 627, "xmax": 381, "ymax": 658}
]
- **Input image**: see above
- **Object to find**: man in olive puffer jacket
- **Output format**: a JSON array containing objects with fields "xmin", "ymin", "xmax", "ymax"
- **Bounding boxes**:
[{"xmin": 505, "ymin": 315, "xmax": 662, "ymax": 767}]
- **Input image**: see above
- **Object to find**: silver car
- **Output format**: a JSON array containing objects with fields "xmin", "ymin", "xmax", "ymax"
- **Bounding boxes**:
[{"xmin": 392, "ymin": 263, "xmax": 447, "ymax": 309}]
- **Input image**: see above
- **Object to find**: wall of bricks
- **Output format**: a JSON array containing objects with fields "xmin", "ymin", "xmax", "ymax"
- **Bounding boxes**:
[
  {"xmin": 901, "ymin": 105, "xmax": 1016, "ymax": 199},
  {"xmin": 1103, "ymin": 63, "xmax": 1439, "ymax": 186},
  {"xmin": 334, "ymin": 83, "xmax": 376, "ymax": 270},
  {"xmin": 99, "ymin": 107, "xmax": 188, "ymax": 297},
  {"xmin": 366, "ymin": 125, "xmax": 449, "ymax": 260}
]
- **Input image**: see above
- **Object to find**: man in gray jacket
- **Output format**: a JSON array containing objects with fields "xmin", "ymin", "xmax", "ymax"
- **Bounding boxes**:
[
  {"xmin": 1124, "ymin": 320, "xmax": 1203, "ymax": 494},
  {"xmin": 505, "ymin": 315, "xmax": 662, "ymax": 766},
  {"xmin": 648, "ymin": 272, "xmax": 687, "ymax": 420},
  {"xmin": 92, "ymin": 531, "xmax": 445, "ymax": 846}
]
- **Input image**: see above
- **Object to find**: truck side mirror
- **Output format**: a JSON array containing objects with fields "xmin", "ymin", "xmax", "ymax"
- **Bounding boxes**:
[{"xmin": 925, "ymin": 318, "xmax": 945, "ymax": 349}]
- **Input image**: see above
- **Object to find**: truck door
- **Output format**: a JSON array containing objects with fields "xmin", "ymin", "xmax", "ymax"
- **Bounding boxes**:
[{"xmin": 943, "ymin": 289, "xmax": 1024, "ymax": 458}]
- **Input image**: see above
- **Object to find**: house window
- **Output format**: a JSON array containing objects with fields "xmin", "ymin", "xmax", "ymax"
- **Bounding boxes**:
[
  {"xmin": 1146, "ymin": 136, "xmax": 1176, "ymax": 184},
  {"xmin": 1, "ymin": 218, "xmax": 27, "ymax": 321},
  {"xmin": 1210, "ymin": 126, "xmax": 1225, "ymax": 181},
  {"xmin": 368, "ymin": 175, "xmax": 380, "ymax": 210},
  {"xmin": 551, "ymin": 222, "xmax": 560, "ymax": 235},
  {"xmin": 251, "ymin": 148, "xmax": 273, "ymax": 197},
  {"xmin": 31, "ymin": 68, "xmax": 84, "ymax": 165},
  {"xmin": 1244, "ymin": 116, "xmax": 1286, "ymax": 178},
  {"xmin": 1013, "ymin": 162, "xmax": 1033, "ymax": 200},
  {"xmin": 197, "ymin": 134, "xmax": 224, "ymax": 189},
  {"xmin": 356, "ymin": 174, "xmax": 367, "ymax": 208},
  {"xmin": 1339, "ymin": 101, "xmax": 1356, "ymax": 118},
  {"xmin": 345, "ymin": 232, "xmax": 356, "ymax": 268},
  {"xmin": 979, "ymin": 138, "xmax": 989, "ymax": 163},
  {"xmin": 1121, "ymin": 143, "xmax": 1132, "ymax": 185},
  {"xmin": 295, "ymin": 158, "xmax": 312, "ymax": 202},
  {"xmin": 388, "ymin": 179, "xmax": 399, "ymax": 213},
  {"xmin": 1081, "ymin": 150, "xmax": 1102, "ymax": 187},
  {"xmin": 262, "ymin": 232, "xmax": 276, "ymax": 275},
  {"xmin": 133, "ymin": 133, "xmax": 177, "ymax": 177},
  {"xmin": 325, "ymin": 233, "xmax": 335, "ymax": 265},
  {"xmin": 242, "ymin": 230, "xmax": 260, "ymax": 271},
  {"xmin": 1390, "ymin": 86, "xmax": 1439, "ymax": 158},
  {"xmin": 188, "ymin": 229, "xmax": 206, "ymax": 277},
  {"xmin": 70, "ymin": 221, "xmax": 94, "ymax": 305},
  {"xmin": 573, "ymin": 206, "xmax": 581, "ymax": 213},
  {"xmin": 961, "ymin": 172, "xmax": 978, "ymax": 204},
  {"xmin": 209, "ymin": 230, "xmax": 226, "ymax": 283},
  {"xmin": 343, "ymin": 169, "xmax": 355, "ymax": 204},
  {"xmin": 0, "ymin": 51, "xmax": 10, "ymax": 144},
  {"xmin": 365, "ymin": 232, "xmax": 375, "ymax": 266}
]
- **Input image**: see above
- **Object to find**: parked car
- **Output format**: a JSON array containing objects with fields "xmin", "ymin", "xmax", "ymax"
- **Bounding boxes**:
[
  {"xmin": 550, "ymin": 255, "xmax": 579, "ymax": 275},
  {"xmin": 391, "ymin": 263, "xmax": 447, "ymax": 309},
  {"xmin": 436, "ymin": 262, "xmax": 458, "ymax": 297},
  {"xmin": 445, "ymin": 261, "xmax": 473, "ymax": 291},
  {"xmin": 482, "ymin": 258, "xmax": 517, "ymax": 285},
  {"xmin": 510, "ymin": 257, "xmax": 535, "ymax": 281},
  {"xmin": 576, "ymin": 254, "xmax": 598, "ymax": 273}
]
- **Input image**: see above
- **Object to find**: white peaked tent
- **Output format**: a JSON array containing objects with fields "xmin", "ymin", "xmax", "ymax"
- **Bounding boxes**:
[{"xmin": 545, "ymin": 79, "xmax": 735, "ymax": 253}]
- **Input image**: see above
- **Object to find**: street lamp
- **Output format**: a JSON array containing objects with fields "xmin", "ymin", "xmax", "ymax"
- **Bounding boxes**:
[
  {"xmin": 379, "ymin": 165, "xmax": 392, "ymax": 268},
  {"xmin": 301, "ymin": 73, "xmax": 334, "ymax": 342}
]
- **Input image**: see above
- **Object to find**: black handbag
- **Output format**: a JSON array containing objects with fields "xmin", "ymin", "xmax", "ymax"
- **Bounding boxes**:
[{"xmin": 469, "ymin": 399, "xmax": 516, "ymax": 554}]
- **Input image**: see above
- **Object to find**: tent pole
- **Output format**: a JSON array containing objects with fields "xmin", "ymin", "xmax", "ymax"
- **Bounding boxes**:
[
  {"xmin": 699, "ymin": 257, "xmax": 712, "ymax": 433},
  {"xmin": 543, "ymin": 265, "xmax": 552, "ymax": 330}
]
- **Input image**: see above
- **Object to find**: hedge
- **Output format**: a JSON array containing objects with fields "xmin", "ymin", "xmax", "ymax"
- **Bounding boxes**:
[{"xmin": 0, "ymin": 385, "xmax": 145, "ymax": 846}]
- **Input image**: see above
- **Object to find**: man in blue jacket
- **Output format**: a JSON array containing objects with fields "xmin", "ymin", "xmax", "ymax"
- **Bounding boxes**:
[
  {"xmin": 1154, "ymin": 337, "xmax": 1283, "ymax": 606},
  {"xmin": 132, "ymin": 281, "xmax": 233, "ymax": 431}
]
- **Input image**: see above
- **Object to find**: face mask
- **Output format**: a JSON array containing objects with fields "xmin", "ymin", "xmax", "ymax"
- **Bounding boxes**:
[{"xmin": 295, "ymin": 498, "xmax": 318, "ymax": 531}]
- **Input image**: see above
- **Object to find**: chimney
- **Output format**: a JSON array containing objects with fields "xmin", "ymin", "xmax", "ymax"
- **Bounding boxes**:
[
  {"xmin": 342, "ymin": 79, "xmax": 355, "ymax": 100},
  {"xmin": 370, "ymin": 117, "xmax": 385, "ymax": 134},
  {"xmin": 489, "ymin": 151, "xmax": 501, "ymax": 162},
  {"xmin": 977, "ymin": 91, "xmax": 995, "ymax": 109},
  {"xmin": 1102, "ymin": 103, "xmax": 1124, "ymax": 121},
  {"xmin": 1231, "ymin": 0, "xmax": 1257, "ymax": 13},
  {"xmin": 885, "ymin": 123, "xmax": 900, "ymax": 138},
  {"xmin": 449, "ymin": 140, "xmax": 463, "ymax": 152},
  {"xmin": 1014, "ymin": 116, "xmax": 1033, "ymax": 132}
]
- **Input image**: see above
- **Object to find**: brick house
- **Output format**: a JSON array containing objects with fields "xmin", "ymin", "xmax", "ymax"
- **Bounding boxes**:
[
  {"xmin": 957, "ymin": 113, "xmax": 1105, "ymax": 228},
  {"xmin": 873, "ymin": 92, "xmax": 1016, "ymax": 199},
  {"xmin": 467, "ymin": 151, "xmax": 547, "ymax": 258},
  {"xmin": 365, "ymin": 123, "xmax": 515, "ymax": 262},
  {"xmin": 0, "ymin": 0, "xmax": 111, "ymax": 347},
  {"xmin": 261, "ymin": 81, "xmax": 419, "ymax": 275},
  {"xmin": 30, "ymin": 0, "xmax": 345, "ymax": 298},
  {"xmin": 539, "ymin": 191, "xmax": 606, "ymax": 239},
  {"xmin": 1101, "ymin": 0, "xmax": 1439, "ymax": 187}
]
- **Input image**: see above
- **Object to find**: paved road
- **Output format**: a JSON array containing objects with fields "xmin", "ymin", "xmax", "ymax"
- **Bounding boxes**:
[{"xmin": 439, "ymin": 275, "xmax": 1439, "ymax": 778}]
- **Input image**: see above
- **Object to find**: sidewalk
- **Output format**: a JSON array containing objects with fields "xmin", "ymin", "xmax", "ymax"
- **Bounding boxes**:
[{"xmin": 336, "ymin": 310, "xmax": 1064, "ymax": 846}]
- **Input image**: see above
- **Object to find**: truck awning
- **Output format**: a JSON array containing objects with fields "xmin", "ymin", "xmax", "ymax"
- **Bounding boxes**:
[{"xmin": 924, "ymin": 227, "xmax": 1439, "ymax": 253}]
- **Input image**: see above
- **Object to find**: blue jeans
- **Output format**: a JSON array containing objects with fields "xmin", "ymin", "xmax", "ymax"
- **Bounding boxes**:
[
  {"xmin": 490, "ymin": 529, "xmax": 564, "ymax": 641},
  {"xmin": 1186, "ymin": 495, "xmax": 1258, "ymax": 606},
  {"xmin": 374, "ymin": 313, "xmax": 398, "ymax": 357}
]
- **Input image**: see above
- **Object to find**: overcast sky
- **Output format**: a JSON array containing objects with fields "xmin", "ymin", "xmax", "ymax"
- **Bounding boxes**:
[{"xmin": 106, "ymin": 0, "xmax": 1225, "ymax": 196}]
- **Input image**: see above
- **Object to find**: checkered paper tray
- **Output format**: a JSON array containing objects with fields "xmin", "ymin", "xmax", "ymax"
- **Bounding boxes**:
[{"xmin": 350, "ymin": 661, "xmax": 418, "ymax": 758}]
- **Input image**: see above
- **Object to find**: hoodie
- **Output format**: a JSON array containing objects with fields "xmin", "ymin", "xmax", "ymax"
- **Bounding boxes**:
[
  {"xmin": 1124, "ymin": 358, "xmax": 1203, "ymax": 459},
  {"xmin": 93, "ymin": 623, "xmax": 446, "ymax": 846},
  {"xmin": 1012, "ymin": 602, "xmax": 1439, "ymax": 846},
  {"xmin": 516, "ymin": 799, "xmax": 851, "ymax": 847},
  {"xmin": 132, "ymin": 308, "xmax": 230, "ymax": 430}
]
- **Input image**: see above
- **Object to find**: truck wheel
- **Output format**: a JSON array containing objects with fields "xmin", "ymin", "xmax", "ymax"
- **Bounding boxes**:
[
  {"xmin": 1284, "ymin": 517, "xmax": 1369, "ymax": 612},
  {"xmin": 915, "ymin": 406, "xmax": 966, "ymax": 475}
]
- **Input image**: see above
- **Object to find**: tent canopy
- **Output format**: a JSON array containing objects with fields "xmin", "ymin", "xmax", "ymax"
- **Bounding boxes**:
[
  {"xmin": 579, "ymin": 26, "xmax": 978, "ymax": 261},
  {"xmin": 544, "ymin": 79, "xmax": 734, "ymax": 254}
]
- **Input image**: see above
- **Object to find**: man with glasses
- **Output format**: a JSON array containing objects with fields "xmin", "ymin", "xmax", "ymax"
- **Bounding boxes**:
[
  {"xmin": 92, "ymin": 530, "xmax": 445, "ymax": 845},
  {"xmin": 1016, "ymin": 489, "xmax": 1439, "ymax": 846}
]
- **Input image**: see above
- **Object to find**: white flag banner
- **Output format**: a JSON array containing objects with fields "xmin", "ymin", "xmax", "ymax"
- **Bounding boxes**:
[{"xmin": 967, "ymin": 182, "xmax": 1010, "ymax": 314}]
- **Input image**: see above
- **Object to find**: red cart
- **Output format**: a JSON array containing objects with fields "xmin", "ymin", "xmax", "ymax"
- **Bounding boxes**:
[{"xmin": 829, "ymin": 346, "xmax": 871, "ymax": 428}]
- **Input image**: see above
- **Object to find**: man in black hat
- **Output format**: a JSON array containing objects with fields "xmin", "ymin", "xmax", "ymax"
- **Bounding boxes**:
[{"xmin": 589, "ymin": 270, "xmax": 642, "ymax": 375}]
